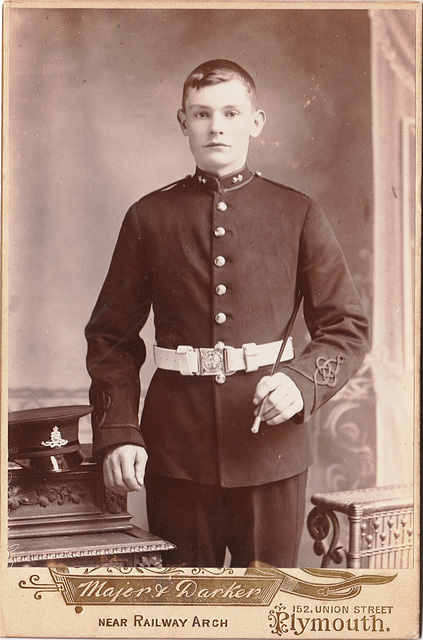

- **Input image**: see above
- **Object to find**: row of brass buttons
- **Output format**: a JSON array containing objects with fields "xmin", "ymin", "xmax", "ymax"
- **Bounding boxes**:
[{"xmin": 214, "ymin": 200, "xmax": 229, "ymax": 382}]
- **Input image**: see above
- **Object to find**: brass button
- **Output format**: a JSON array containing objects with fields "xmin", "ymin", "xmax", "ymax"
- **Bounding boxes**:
[
  {"xmin": 215, "ymin": 284, "xmax": 227, "ymax": 296},
  {"xmin": 214, "ymin": 256, "xmax": 226, "ymax": 267},
  {"xmin": 215, "ymin": 312, "xmax": 227, "ymax": 324},
  {"xmin": 215, "ymin": 373, "xmax": 227, "ymax": 384},
  {"xmin": 216, "ymin": 201, "xmax": 228, "ymax": 212},
  {"xmin": 214, "ymin": 227, "xmax": 226, "ymax": 238}
]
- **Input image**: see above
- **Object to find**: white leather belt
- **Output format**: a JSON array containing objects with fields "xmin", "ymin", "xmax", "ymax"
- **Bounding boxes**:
[{"xmin": 153, "ymin": 338, "xmax": 294, "ymax": 376}]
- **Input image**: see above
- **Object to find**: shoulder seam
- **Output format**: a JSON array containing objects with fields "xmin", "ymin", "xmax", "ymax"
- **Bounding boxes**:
[
  {"xmin": 133, "ymin": 177, "xmax": 188, "ymax": 207},
  {"xmin": 256, "ymin": 174, "xmax": 310, "ymax": 199}
]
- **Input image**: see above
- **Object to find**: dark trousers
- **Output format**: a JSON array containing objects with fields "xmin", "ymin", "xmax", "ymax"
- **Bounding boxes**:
[{"xmin": 145, "ymin": 469, "xmax": 308, "ymax": 567}]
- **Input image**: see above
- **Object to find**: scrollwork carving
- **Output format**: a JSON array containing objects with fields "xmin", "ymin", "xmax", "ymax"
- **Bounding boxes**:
[
  {"xmin": 8, "ymin": 481, "xmax": 88, "ymax": 511},
  {"xmin": 307, "ymin": 507, "xmax": 344, "ymax": 567},
  {"xmin": 312, "ymin": 357, "xmax": 376, "ymax": 492},
  {"xmin": 103, "ymin": 488, "xmax": 126, "ymax": 514}
]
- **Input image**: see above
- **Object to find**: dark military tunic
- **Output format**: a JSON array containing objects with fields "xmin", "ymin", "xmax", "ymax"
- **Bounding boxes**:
[{"xmin": 85, "ymin": 166, "xmax": 369, "ymax": 488}]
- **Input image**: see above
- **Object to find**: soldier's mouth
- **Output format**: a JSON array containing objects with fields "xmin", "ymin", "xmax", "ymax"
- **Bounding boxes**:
[{"xmin": 206, "ymin": 142, "xmax": 230, "ymax": 148}]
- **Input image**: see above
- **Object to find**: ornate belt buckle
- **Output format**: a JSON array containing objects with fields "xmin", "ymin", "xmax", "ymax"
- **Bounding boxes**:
[{"xmin": 199, "ymin": 344, "xmax": 225, "ymax": 375}]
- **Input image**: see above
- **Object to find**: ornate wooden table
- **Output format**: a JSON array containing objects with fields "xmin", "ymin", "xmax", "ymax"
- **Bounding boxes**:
[
  {"xmin": 307, "ymin": 484, "xmax": 413, "ymax": 569},
  {"xmin": 8, "ymin": 444, "xmax": 174, "ymax": 567}
]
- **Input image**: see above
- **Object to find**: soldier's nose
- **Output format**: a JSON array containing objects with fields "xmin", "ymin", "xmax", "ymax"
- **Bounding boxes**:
[{"xmin": 210, "ymin": 116, "xmax": 224, "ymax": 135}]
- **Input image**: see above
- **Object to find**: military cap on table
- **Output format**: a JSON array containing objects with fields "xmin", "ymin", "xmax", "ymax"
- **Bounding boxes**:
[{"xmin": 8, "ymin": 405, "xmax": 93, "ymax": 473}]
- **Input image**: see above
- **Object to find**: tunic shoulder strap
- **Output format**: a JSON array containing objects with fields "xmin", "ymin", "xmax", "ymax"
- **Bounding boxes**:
[{"xmin": 157, "ymin": 175, "xmax": 190, "ymax": 193}]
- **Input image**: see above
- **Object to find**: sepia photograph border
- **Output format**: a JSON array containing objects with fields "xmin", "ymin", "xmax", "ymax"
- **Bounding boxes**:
[{"xmin": 1, "ymin": 1, "xmax": 421, "ymax": 638}]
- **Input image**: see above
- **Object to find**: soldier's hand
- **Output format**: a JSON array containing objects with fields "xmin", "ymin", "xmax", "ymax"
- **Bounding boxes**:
[
  {"xmin": 253, "ymin": 372, "xmax": 304, "ymax": 425},
  {"xmin": 103, "ymin": 444, "xmax": 148, "ymax": 494}
]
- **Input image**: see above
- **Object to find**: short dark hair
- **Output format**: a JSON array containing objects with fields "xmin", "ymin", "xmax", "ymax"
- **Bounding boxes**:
[{"xmin": 182, "ymin": 59, "xmax": 257, "ymax": 110}]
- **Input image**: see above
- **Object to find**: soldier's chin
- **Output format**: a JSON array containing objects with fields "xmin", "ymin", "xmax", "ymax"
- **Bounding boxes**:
[{"xmin": 14, "ymin": 449, "xmax": 83, "ymax": 474}]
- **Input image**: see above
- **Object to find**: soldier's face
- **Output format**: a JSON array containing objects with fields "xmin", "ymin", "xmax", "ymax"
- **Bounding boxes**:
[{"xmin": 178, "ymin": 79, "xmax": 265, "ymax": 177}]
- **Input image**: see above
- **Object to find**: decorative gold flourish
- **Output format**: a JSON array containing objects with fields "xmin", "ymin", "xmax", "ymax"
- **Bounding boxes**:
[
  {"xmin": 17, "ymin": 567, "xmax": 397, "ymax": 605},
  {"xmin": 246, "ymin": 567, "xmax": 397, "ymax": 600},
  {"xmin": 269, "ymin": 604, "xmax": 288, "ymax": 636},
  {"xmin": 191, "ymin": 567, "xmax": 234, "ymax": 576},
  {"xmin": 19, "ymin": 575, "xmax": 61, "ymax": 600},
  {"xmin": 133, "ymin": 566, "xmax": 186, "ymax": 575}
]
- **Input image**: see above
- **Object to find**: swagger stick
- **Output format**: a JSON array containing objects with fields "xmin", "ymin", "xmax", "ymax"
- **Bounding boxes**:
[{"xmin": 251, "ymin": 289, "xmax": 303, "ymax": 434}]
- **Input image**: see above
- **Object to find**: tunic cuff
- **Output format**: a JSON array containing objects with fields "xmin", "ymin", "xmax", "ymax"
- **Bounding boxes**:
[
  {"xmin": 279, "ymin": 366, "xmax": 316, "ymax": 423},
  {"xmin": 92, "ymin": 425, "xmax": 146, "ymax": 460}
]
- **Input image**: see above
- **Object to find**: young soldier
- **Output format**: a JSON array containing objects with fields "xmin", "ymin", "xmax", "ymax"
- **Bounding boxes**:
[{"xmin": 85, "ymin": 59, "xmax": 369, "ymax": 567}]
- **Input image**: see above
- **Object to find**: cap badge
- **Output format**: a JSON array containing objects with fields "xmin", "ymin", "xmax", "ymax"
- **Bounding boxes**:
[{"xmin": 41, "ymin": 426, "xmax": 69, "ymax": 449}]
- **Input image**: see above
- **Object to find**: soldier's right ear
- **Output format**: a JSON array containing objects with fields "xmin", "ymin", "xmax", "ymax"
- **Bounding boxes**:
[{"xmin": 177, "ymin": 109, "xmax": 189, "ymax": 136}]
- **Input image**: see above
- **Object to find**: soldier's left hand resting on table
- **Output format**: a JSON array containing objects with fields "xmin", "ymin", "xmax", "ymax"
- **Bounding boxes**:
[{"xmin": 103, "ymin": 443, "xmax": 148, "ymax": 494}]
